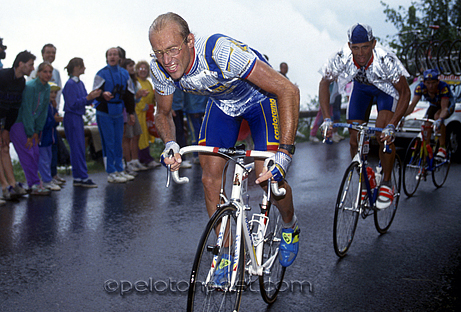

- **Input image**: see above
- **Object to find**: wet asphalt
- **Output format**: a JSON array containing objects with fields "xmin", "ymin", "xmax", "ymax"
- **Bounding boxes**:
[{"xmin": 0, "ymin": 140, "xmax": 460, "ymax": 312}]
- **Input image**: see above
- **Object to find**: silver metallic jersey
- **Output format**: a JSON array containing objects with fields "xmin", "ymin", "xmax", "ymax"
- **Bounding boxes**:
[
  {"xmin": 150, "ymin": 34, "xmax": 272, "ymax": 117},
  {"xmin": 319, "ymin": 42, "xmax": 409, "ymax": 99}
]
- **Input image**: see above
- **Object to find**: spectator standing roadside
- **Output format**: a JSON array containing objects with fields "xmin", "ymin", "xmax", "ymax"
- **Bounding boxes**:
[
  {"xmin": 38, "ymin": 82, "xmax": 62, "ymax": 191},
  {"xmin": 0, "ymin": 51, "xmax": 35, "ymax": 202},
  {"xmin": 30, "ymin": 44, "xmax": 62, "ymax": 108},
  {"xmin": 121, "ymin": 58, "xmax": 148, "ymax": 174},
  {"xmin": 62, "ymin": 57, "xmax": 101, "ymax": 187},
  {"xmin": 135, "ymin": 60, "xmax": 160, "ymax": 168},
  {"xmin": 279, "ymin": 62, "xmax": 289, "ymax": 78},
  {"xmin": 10, "ymin": 62, "xmax": 54, "ymax": 196},
  {"xmin": 93, "ymin": 47, "xmax": 136, "ymax": 183},
  {"xmin": 0, "ymin": 37, "xmax": 6, "ymax": 69}
]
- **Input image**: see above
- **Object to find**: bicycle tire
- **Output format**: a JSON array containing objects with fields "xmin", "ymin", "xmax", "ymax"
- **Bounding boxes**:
[
  {"xmin": 333, "ymin": 161, "xmax": 361, "ymax": 257},
  {"xmin": 449, "ymin": 39, "xmax": 461, "ymax": 76},
  {"xmin": 426, "ymin": 40, "xmax": 441, "ymax": 72},
  {"xmin": 259, "ymin": 204, "xmax": 286, "ymax": 304},
  {"xmin": 437, "ymin": 40, "xmax": 452, "ymax": 75},
  {"xmin": 187, "ymin": 205, "xmax": 245, "ymax": 312},
  {"xmin": 403, "ymin": 137, "xmax": 423, "ymax": 197},
  {"xmin": 432, "ymin": 140, "xmax": 451, "ymax": 188},
  {"xmin": 374, "ymin": 154, "xmax": 402, "ymax": 234},
  {"xmin": 415, "ymin": 41, "xmax": 430, "ymax": 75}
]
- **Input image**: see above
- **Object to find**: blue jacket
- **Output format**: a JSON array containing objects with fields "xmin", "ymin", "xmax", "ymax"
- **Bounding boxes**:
[
  {"xmin": 63, "ymin": 76, "xmax": 93, "ymax": 116},
  {"xmin": 39, "ymin": 103, "xmax": 59, "ymax": 147}
]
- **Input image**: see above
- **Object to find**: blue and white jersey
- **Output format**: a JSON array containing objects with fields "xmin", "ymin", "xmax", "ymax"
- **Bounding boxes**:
[
  {"xmin": 319, "ymin": 42, "xmax": 409, "ymax": 100},
  {"xmin": 150, "ymin": 34, "xmax": 272, "ymax": 117}
]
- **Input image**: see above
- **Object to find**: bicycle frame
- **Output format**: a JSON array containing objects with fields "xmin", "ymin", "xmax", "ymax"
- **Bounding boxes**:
[
  {"xmin": 169, "ymin": 145, "xmax": 285, "ymax": 289},
  {"xmin": 334, "ymin": 123, "xmax": 384, "ymax": 213}
]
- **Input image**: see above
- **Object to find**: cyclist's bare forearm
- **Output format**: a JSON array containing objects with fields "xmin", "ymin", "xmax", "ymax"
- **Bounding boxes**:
[
  {"xmin": 154, "ymin": 92, "xmax": 176, "ymax": 143},
  {"xmin": 319, "ymin": 77, "xmax": 332, "ymax": 120},
  {"xmin": 390, "ymin": 76, "xmax": 411, "ymax": 126}
]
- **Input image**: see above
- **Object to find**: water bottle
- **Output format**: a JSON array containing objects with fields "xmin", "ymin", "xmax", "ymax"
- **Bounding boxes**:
[
  {"xmin": 426, "ymin": 144, "xmax": 433, "ymax": 159},
  {"xmin": 375, "ymin": 165, "xmax": 382, "ymax": 186},
  {"xmin": 366, "ymin": 167, "xmax": 377, "ymax": 189}
]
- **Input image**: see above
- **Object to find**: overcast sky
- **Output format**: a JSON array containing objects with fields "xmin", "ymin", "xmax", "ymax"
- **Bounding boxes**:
[{"xmin": 1, "ymin": 0, "xmax": 414, "ymax": 109}]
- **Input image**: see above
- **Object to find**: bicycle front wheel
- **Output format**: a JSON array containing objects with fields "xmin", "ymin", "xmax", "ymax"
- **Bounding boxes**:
[
  {"xmin": 333, "ymin": 161, "xmax": 361, "ymax": 257},
  {"xmin": 432, "ymin": 141, "xmax": 451, "ymax": 188},
  {"xmin": 403, "ymin": 137, "xmax": 423, "ymax": 197},
  {"xmin": 187, "ymin": 205, "xmax": 244, "ymax": 312},
  {"xmin": 374, "ymin": 154, "xmax": 402, "ymax": 234},
  {"xmin": 259, "ymin": 205, "xmax": 286, "ymax": 304}
]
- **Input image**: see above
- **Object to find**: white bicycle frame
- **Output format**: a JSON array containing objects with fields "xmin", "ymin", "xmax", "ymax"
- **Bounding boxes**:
[{"xmin": 169, "ymin": 145, "xmax": 285, "ymax": 290}]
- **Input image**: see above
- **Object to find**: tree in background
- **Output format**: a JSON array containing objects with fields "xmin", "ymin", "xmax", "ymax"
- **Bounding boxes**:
[{"xmin": 381, "ymin": 0, "xmax": 461, "ymax": 57}]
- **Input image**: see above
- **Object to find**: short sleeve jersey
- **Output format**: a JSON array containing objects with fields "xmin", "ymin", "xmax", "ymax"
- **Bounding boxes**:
[
  {"xmin": 414, "ymin": 80, "xmax": 453, "ymax": 108},
  {"xmin": 150, "ymin": 34, "xmax": 271, "ymax": 117}
]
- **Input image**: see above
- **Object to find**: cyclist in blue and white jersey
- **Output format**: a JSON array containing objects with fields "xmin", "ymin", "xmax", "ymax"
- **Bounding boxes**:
[
  {"xmin": 148, "ymin": 12, "xmax": 300, "ymax": 268},
  {"xmin": 319, "ymin": 23, "xmax": 411, "ymax": 209},
  {"xmin": 405, "ymin": 69, "xmax": 455, "ymax": 159}
]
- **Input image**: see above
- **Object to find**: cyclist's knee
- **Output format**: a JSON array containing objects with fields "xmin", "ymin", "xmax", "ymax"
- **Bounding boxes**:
[{"xmin": 201, "ymin": 173, "xmax": 220, "ymax": 191}]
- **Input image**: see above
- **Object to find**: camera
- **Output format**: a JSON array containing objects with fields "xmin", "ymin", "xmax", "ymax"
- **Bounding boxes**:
[
  {"xmin": 0, "ymin": 38, "xmax": 6, "ymax": 59},
  {"xmin": 111, "ymin": 84, "xmax": 125, "ymax": 97}
]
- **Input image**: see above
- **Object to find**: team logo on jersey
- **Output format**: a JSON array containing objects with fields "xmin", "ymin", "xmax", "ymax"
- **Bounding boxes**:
[{"xmin": 270, "ymin": 98, "xmax": 280, "ymax": 140}]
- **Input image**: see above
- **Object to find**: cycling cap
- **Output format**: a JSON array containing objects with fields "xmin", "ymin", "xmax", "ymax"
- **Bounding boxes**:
[
  {"xmin": 423, "ymin": 69, "xmax": 439, "ymax": 81},
  {"xmin": 348, "ymin": 23, "xmax": 374, "ymax": 44}
]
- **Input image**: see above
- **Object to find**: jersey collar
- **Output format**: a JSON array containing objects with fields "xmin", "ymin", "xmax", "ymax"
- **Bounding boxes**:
[{"xmin": 184, "ymin": 46, "xmax": 196, "ymax": 75}]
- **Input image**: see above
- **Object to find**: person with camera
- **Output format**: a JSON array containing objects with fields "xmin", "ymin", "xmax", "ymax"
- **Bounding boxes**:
[
  {"xmin": 0, "ymin": 37, "xmax": 6, "ymax": 69},
  {"xmin": 93, "ymin": 47, "xmax": 136, "ymax": 183}
]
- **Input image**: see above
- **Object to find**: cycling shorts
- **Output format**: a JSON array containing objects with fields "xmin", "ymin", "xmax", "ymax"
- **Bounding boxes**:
[
  {"xmin": 347, "ymin": 81, "xmax": 397, "ymax": 121},
  {"xmin": 198, "ymin": 97, "xmax": 280, "ymax": 152}
]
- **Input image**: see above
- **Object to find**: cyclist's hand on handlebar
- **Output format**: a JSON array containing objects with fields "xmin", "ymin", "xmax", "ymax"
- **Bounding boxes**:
[
  {"xmin": 380, "ymin": 124, "xmax": 396, "ymax": 143},
  {"xmin": 161, "ymin": 141, "xmax": 181, "ymax": 170},
  {"xmin": 434, "ymin": 118, "xmax": 443, "ymax": 131},
  {"xmin": 256, "ymin": 151, "xmax": 292, "ymax": 184}
]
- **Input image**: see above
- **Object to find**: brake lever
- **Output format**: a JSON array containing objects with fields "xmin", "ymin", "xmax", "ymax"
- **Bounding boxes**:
[
  {"xmin": 165, "ymin": 149, "xmax": 175, "ymax": 188},
  {"xmin": 383, "ymin": 140, "xmax": 392, "ymax": 153}
]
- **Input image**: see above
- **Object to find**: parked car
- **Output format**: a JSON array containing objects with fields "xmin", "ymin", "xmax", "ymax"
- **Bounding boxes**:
[{"xmin": 368, "ymin": 77, "xmax": 461, "ymax": 162}]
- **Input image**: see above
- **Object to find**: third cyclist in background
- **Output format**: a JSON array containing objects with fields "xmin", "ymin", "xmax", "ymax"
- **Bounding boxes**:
[{"xmin": 405, "ymin": 69, "xmax": 455, "ymax": 159}]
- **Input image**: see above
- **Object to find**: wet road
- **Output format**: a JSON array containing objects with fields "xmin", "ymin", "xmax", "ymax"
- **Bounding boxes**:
[{"xmin": 1, "ymin": 141, "xmax": 460, "ymax": 311}]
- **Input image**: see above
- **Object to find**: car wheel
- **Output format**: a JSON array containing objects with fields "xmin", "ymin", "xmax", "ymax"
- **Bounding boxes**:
[{"xmin": 447, "ymin": 123, "xmax": 461, "ymax": 163}]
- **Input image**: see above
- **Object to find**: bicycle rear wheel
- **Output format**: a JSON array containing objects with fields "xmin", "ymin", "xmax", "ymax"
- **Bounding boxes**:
[
  {"xmin": 449, "ymin": 39, "xmax": 461, "ymax": 76},
  {"xmin": 187, "ymin": 205, "xmax": 244, "ymax": 312},
  {"xmin": 432, "ymin": 141, "xmax": 451, "ymax": 188},
  {"xmin": 259, "ymin": 204, "xmax": 286, "ymax": 304},
  {"xmin": 437, "ymin": 40, "xmax": 452, "ymax": 75},
  {"xmin": 403, "ymin": 137, "xmax": 424, "ymax": 197},
  {"xmin": 374, "ymin": 154, "xmax": 402, "ymax": 234},
  {"xmin": 333, "ymin": 161, "xmax": 361, "ymax": 257}
]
